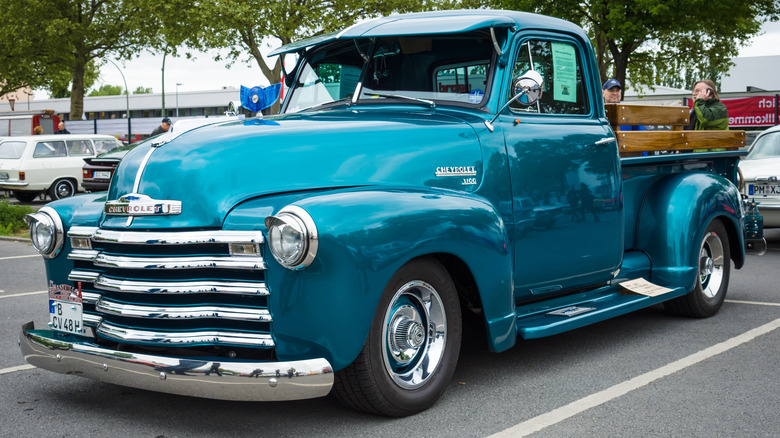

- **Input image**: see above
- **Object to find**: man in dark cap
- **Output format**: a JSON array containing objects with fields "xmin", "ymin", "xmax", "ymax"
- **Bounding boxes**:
[
  {"xmin": 151, "ymin": 117, "xmax": 172, "ymax": 136},
  {"xmin": 602, "ymin": 78, "xmax": 622, "ymax": 103}
]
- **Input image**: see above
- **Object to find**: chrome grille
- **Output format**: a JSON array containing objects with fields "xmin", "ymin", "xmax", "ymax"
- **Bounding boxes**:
[{"xmin": 67, "ymin": 226, "xmax": 272, "ymax": 351}]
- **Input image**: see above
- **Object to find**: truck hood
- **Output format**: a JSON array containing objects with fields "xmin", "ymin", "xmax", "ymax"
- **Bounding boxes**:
[{"xmin": 102, "ymin": 109, "xmax": 484, "ymax": 229}]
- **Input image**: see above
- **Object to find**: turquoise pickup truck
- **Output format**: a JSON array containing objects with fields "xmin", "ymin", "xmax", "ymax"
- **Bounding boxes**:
[{"xmin": 20, "ymin": 10, "xmax": 765, "ymax": 416}]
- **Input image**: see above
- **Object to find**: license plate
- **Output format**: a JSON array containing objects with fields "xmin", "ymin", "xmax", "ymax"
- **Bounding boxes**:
[
  {"xmin": 0, "ymin": 172, "xmax": 8, "ymax": 180},
  {"xmin": 748, "ymin": 183, "xmax": 780, "ymax": 196},
  {"xmin": 49, "ymin": 300, "xmax": 84, "ymax": 335},
  {"xmin": 93, "ymin": 171, "xmax": 112, "ymax": 180}
]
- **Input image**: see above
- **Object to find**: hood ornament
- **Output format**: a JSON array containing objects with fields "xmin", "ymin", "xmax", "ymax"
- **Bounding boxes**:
[{"xmin": 105, "ymin": 194, "xmax": 182, "ymax": 216}]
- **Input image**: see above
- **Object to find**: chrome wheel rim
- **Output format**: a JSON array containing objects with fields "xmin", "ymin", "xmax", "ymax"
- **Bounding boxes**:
[
  {"xmin": 55, "ymin": 181, "xmax": 73, "ymax": 198},
  {"xmin": 382, "ymin": 280, "xmax": 446, "ymax": 389},
  {"xmin": 699, "ymin": 231, "xmax": 725, "ymax": 299}
]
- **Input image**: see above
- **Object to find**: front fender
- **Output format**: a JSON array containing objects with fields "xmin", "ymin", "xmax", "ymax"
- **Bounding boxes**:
[
  {"xmin": 237, "ymin": 187, "xmax": 512, "ymax": 370},
  {"xmin": 636, "ymin": 172, "xmax": 744, "ymax": 290}
]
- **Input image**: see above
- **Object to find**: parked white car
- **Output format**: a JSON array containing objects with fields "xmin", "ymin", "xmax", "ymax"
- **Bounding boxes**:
[
  {"xmin": 0, "ymin": 134, "xmax": 123, "ymax": 201},
  {"xmin": 740, "ymin": 125, "xmax": 780, "ymax": 227}
]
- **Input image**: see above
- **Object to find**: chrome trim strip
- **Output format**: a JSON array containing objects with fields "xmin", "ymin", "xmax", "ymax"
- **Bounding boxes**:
[
  {"xmin": 92, "ymin": 254, "xmax": 266, "ymax": 270},
  {"xmin": 92, "ymin": 229, "xmax": 264, "ymax": 245},
  {"xmin": 83, "ymin": 313, "xmax": 103, "ymax": 325},
  {"xmin": 68, "ymin": 226, "xmax": 99, "ymax": 238},
  {"xmin": 82, "ymin": 292, "xmax": 102, "ymax": 304},
  {"xmin": 96, "ymin": 299, "xmax": 272, "ymax": 322},
  {"xmin": 69, "ymin": 270, "xmax": 100, "ymax": 282},
  {"xmin": 21, "ymin": 322, "xmax": 333, "ymax": 402},
  {"xmin": 0, "ymin": 182, "xmax": 30, "ymax": 187},
  {"xmin": 93, "ymin": 276, "xmax": 269, "ymax": 296},
  {"xmin": 96, "ymin": 322, "xmax": 274, "ymax": 347},
  {"xmin": 69, "ymin": 249, "xmax": 100, "ymax": 261}
]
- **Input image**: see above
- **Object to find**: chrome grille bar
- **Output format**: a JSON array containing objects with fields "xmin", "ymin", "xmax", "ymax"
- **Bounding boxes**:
[
  {"xmin": 91, "ymin": 229, "xmax": 264, "ymax": 245},
  {"xmin": 95, "ymin": 254, "xmax": 266, "ymax": 270},
  {"xmin": 96, "ymin": 299, "xmax": 272, "ymax": 322},
  {"xmin": 74, "ymin": 253, "xmax": 266, "ymax": 270},
  {"xmin": 69, "ymin": 270, "xmax": 269, "ymax": 296},
  {"xmin": 97, "ymin": 322, "xmax": 274, "ymax": 347}
]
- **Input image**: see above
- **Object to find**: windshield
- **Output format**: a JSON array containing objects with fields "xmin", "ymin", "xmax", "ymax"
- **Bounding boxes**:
[
  {"xmin": 284, "ymin": 32, "xmax": 494, "ymax": 113},
  {"xmin": 0, "ymin": 141, "xmax": 26, "ymax": 159},
  {"xmin": 747, "ymin": 131, "xmax": 780, "ymax": 159}
]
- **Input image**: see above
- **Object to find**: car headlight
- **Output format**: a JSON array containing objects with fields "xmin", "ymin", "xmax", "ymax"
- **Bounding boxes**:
[
  {"xmin": 24, "ymin": 207, "xmax": 64, "ymax": 258},
  {"xmin": 264, "ymin": 205, "xmax": 318, "ymax": 270}
]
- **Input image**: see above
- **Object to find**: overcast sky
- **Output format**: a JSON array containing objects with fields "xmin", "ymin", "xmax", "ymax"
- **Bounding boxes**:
[{"xmin": 35, "ymin": 19, "xmax": 780, "ymax": 100}]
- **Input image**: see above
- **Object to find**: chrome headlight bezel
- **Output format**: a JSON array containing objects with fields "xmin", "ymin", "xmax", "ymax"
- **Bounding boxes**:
[
  {"xmin": 24, "ymin": 206, "xmax": 64, "ymax": 259},
  {"xmin": 264, "ymin": 205, "xmax": 318, "ymax": 270}
]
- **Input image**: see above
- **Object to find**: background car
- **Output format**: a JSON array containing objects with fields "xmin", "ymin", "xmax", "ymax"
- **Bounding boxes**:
[
  {"xmin": 739, "ymin": 125, "xmax": 780, "ymax": 227},
  {"xmin": 82, "ymin": 143, "xmax": 138, "ymax": 192},
  {"xmin": 0, "ymin": 134, "xmax": 122, "ymax": 201}
]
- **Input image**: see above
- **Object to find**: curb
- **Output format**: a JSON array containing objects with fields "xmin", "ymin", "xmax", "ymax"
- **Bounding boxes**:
[{"xmin": 0, "ymin": 235, "xmax": 31, "ymax": 243}]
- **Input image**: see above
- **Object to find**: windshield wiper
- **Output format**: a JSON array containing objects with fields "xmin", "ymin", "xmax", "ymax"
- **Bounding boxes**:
[
  {"xmin": 297, "ymin": 97, "xmax": 352, "ymax": 113},
  {"xmin": 362, "ymin": 92, "xmax": 435, "ymax": 109}
]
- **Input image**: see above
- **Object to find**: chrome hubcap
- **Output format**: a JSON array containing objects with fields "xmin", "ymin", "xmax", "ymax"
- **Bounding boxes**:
[
  {"xmin": 699, "ymin": 231, "xmax": 725, "ymax": 299},
  {"xmin": 382, "ymin": 280, "xmax": 446, "ymax": 389}
]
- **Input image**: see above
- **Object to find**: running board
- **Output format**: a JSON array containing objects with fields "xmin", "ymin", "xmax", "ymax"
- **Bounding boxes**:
[{"xmin": 515, "ymin": 283, "xmax": 688, "ymax": 339}]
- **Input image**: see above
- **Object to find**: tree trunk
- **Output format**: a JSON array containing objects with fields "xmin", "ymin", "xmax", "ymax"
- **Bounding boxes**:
[{"xmin": 69, "ymin": 58, "xmax": 86, "ymax": 120}]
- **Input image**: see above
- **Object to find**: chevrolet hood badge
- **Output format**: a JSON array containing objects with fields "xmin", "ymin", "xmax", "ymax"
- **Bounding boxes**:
[{"xmin": 105, "ymin": 193, "xmax": 182, "ymax": 216}]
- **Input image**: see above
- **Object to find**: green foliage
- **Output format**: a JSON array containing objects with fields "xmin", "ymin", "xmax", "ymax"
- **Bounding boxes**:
[
  {"xmin": 132, "ymin": 86, "xmax": 152, "ymax": 94},
  {"xmin": 89, "ymin": 84, "xmax": 125, "ymax": 96},
  {"xmin": 0, "ymin": 199, "xmax": 33, "ymax": 236},
  {"xmin": 496, "ymin": 0, "xmax": 780, "ymax": 92},
  {"xmin": 0, "ymin": 1, "xmax": 162, "ymax": 118}
]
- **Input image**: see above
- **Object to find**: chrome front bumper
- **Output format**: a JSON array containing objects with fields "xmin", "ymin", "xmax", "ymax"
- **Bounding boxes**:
[{"xmin": 20, "ymin": 322, "xmax": 333, "ymax": 401}]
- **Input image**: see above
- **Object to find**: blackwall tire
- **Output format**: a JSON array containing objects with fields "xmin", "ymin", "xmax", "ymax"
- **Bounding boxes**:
[
  {"xmin": 333, "ymin": 258, "xmax": 462, "ymax": 416},
  {"xmin": 664, "ymin": 219, "xmax": 730, "ymax": 318},
  {"xmin": 13, "ymin": 191, "xmax": 39, "ymax": 202},
  {"xmin": 48, "ymin": 179, "xmax": 76, "ymax": 200}
]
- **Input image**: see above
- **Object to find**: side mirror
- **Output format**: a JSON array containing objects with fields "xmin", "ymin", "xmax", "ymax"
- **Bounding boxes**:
[
  {"xmin": 512, "ymin": 70, "xmax": 543, "ymax": 106},
  {"xmin": 484, "ymin": 70, "xmax": 544, "ymax": 132}
]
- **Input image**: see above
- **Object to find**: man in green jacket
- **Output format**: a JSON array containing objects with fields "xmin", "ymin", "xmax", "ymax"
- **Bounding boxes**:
[{"xmin": 689, "ymin": 80, "xmax": 729, "ymax": 130}]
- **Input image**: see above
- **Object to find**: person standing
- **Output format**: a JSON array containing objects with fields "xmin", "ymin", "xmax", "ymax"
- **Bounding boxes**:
[
  {"xmin": 688, "ymin": 80, "xmax": 729, "ymax": 130},
  {"xmin": 603, "ymin": 78, "xmax": 644, "ymax": 131},
  {"xmin": 54, "ymin": 122, "xmax": 71, "ymax": 134},
  {"xmin": 151, "ymin": 117, "xmax": 172, "ymax": 136}
]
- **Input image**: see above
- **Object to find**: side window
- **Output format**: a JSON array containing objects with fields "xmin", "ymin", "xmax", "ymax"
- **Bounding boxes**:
[
  {"xmin": 67, "ymin": 140, "xmax": 94, "ymax": 156},
  {"xmin": 33, "ymin": 141, "xmax": 67, "ymax": 157},
  {"xmin": 94, "ymin": 139, "xmax": 120, "ymax": 154},
  {"xmin": 510, "ymin": 40, "xmax": 588, "ymax": 115}
]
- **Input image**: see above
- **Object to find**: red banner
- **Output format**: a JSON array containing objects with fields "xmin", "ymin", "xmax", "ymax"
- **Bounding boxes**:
[{"xmin": 689, "ymin": 96, "xmax": 778, "ymax": 128}]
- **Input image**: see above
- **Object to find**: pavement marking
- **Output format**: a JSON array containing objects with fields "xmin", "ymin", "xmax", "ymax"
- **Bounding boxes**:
[
  {"xmin": 488, "ymin": 318, "xmax": 780, "ymax": 438},
  {"xmin": 0, "ymin": 290, "xmax": 47, "ymax": 299},
  {"xmin": 725, "ymin": 299, "xmax": 780, "ymax": 307},
  {"xmin": 0, "ymin": 255, "xmax": 39, "ymax": 261},
  {"xmin": 0, "ymin": 364, "xmax": 36, "ymax": 375}
]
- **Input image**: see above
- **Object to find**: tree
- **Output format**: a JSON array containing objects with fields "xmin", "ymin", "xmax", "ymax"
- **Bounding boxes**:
[
  {"xmin": 161, "ymin": 0, "xmax": 482, "ymax": 113},
  {"xmin": 0, "ymin": 1, "xmax": 160, "ymax": 119},
  {"xmin": 89, "ymin": 84, "xmax": 124, "ymax": 96},
  {"xmin": 133, "ymin": 86, "xmax": 152, "ymax": 94},
  {"xmin": 497, "ymin": 0, "xmax": 780, "ymax": 92}
]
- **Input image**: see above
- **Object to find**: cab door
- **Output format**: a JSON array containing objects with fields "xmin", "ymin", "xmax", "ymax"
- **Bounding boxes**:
[{"xmin": 500, "ymin": 36, "xmax": 623, "ymax": 301}]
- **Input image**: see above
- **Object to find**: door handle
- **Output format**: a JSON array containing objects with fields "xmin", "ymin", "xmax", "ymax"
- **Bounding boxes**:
[{"xmin": 595, "ymin": 137, "xmax": 617, "ymax": 146}]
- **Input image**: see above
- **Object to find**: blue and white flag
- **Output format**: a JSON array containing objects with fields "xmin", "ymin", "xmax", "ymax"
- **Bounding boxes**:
[{"xmin": 240, "ymin": 83, "xmax": 282, "ymax": 112}]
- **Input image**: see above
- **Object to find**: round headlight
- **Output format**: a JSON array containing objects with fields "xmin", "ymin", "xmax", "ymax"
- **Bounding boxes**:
[
  {"xmin": 24, "ymin": 207, "xmax": 64, "ymax": 258},
  {"xmin": 264, "ymin": 206, "xmax": 318, "ymax": 270}
]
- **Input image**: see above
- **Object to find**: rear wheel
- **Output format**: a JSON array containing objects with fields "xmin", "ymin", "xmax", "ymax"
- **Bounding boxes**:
[
  {"xmin": 13, "ymin": 191, "xmax": 40, "ymax": 202},
  {"xmin": 48, "ymin": 178, "xmax": 76, "ymax": 200},
  {"xmin": 664, "ymin": 219, "xmax": 730, "ymax": 317},
  {"xmin": 333, "ymin": 258, "xmax": 462, "ymax": 416}
]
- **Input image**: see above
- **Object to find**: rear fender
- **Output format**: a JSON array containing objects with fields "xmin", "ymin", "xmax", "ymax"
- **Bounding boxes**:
[
  {"xmin": 635, "ymin": 172, "xmax": 744, "ymax": 290},
  {"xmin": 256, "ymin": 188, "xmax": 513, "ymax": 369}
]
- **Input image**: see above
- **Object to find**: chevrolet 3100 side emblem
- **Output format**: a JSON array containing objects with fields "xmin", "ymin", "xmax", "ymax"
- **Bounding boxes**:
[{"xmin": 104, "ymin": 194, "xmax": 182, "ymax": 216}]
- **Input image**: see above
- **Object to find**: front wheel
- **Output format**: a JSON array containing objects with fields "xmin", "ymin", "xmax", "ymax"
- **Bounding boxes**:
[
  {"xmin": 664, "ymin": 219, "xmax": 730, "ymax": 317},
  {"xmin": 333, "ymin": 258, "xmax": 462, "ymax": 416}
]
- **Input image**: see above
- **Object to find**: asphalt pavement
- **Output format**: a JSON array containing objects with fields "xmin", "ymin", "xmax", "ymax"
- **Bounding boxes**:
[{"xmin": 0, "ymin": 231, "xmax": 778, "ymax": 437}]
